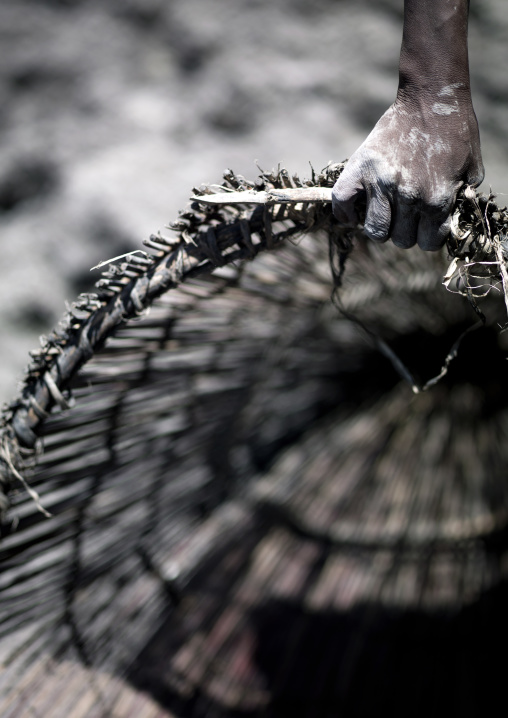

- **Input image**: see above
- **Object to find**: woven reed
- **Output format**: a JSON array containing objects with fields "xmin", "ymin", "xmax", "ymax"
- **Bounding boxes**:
[{"xmin": 1, "ymin": 164, "xmax": 508, "ymax": 717}]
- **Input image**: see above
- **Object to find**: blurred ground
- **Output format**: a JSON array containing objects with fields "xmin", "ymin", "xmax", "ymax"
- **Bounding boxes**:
[{"xmin": 0, "ymin": 0, "xmax": 507, "ymax": 403}]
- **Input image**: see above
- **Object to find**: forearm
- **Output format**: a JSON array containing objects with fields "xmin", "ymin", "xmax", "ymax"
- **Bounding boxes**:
[{"xmin": 398, "ymin": 0, "xmax": 471, "ymax": 104}]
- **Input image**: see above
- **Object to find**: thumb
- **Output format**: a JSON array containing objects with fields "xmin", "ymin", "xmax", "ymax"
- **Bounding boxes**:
[{"xmin": 332, "ymin": 167, "xmax": 364, "ymax": 226}]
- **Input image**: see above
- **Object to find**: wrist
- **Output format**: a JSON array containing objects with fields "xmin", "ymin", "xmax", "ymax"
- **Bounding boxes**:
[
  {"xmin": 395, "ymin": 79, "xmax": 473, "ymax": 116},
  {"xmin": 398, "ymin": 0, "xmax": 471, "ymax": 104}
]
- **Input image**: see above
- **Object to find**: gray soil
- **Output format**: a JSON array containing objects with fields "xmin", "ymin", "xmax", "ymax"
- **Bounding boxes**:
[{"xmin": 0, "ymin": 0, "xmax": 507, "ymax": 403}]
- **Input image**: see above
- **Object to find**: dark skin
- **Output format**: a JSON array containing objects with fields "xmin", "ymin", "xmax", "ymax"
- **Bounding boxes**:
[{"xmin": 332, "ymin": 0, "xmax": 484, "ymax": 251}]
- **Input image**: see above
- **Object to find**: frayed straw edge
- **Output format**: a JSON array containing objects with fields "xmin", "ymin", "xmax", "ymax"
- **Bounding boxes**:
[
  {"xmin": 90, "ymin": 250, "xmax": 148, "ymax": 271},
  {"xmin": 1, "ymin": 439, "xmax": 52, "ymax": 518}
]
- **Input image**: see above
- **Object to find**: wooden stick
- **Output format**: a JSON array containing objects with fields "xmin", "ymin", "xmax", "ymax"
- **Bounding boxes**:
[{"xmin": 191, "ymin": 187, "xmax": 333, "ymax": 205}]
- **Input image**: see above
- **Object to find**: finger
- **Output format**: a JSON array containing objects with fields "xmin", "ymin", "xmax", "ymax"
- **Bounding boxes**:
[
  {"xmin": 466, "ymin": 162, "xmax": 485, "ymax": 188},
  {"xmin": 363, "ymin": 187, "xmax": 391, "ymax": 243},
  {"xmin": 417, "ymin": 212, "xmax": 451, "ymax": 251},
  {"xmin": 390, "ymin": 201, "xmax": 419, "ymax": 249},
  {"xmin": 332, "ymin": 173, "xmax": 364, "ymax": 226}
]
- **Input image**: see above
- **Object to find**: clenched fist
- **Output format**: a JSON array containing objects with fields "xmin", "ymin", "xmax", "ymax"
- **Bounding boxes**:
[{"xmin": 332, "ymin": 0, "xmax": 483, "ymax": 251}]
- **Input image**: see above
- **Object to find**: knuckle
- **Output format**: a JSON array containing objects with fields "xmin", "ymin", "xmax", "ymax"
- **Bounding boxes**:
[
  {"xmin": 368, "ymin": 196, "xmax": 391, "ymax": 222},
  {"xmin": 418, "ymin": 237, "xmax": 447, "ymax": 251},
  {"xmin": 364, "ymin": 211, "xmax": 390, "ymax": 241},
  {"xmin": 397, "ymin": 188, "xmax": 419, "ymax": 206},
  {"xmin": 417, "ymin": 215, "xmax": 450, "ymax": 251},
  {"xmin": 362, "ymin": 188, "xmax": 392, "ymax": 241},
  {"xmin": 468, "ymin": 163, "xmax": 485, "ymax": 187},
  {"xmin": 391, "ymin": 235, "xmax": 417, "ymax": 249},
  {"xmin": 425, "ymin": 194, "xmax": 453, "ymax": 216}
]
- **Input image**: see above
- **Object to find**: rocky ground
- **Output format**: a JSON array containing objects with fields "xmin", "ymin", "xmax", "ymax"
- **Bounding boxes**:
[{"xmin": 0, "ymin": 0, "xmax": 507, "ymax": 403}]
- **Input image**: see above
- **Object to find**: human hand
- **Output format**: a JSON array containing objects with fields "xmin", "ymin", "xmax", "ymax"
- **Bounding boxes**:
[{"xmin": 332, "ymin": 94, "xmax": 484, "ymax": 250}]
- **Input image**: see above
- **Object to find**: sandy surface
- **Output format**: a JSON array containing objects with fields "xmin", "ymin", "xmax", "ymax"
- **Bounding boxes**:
[{"xmin": 0, "ymin": 0, "xmax": 507, "ymax": 403}]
